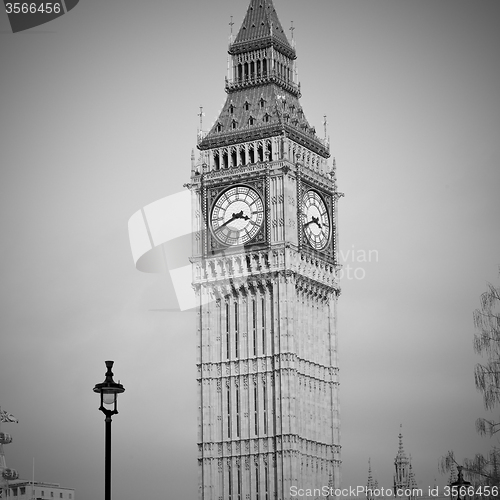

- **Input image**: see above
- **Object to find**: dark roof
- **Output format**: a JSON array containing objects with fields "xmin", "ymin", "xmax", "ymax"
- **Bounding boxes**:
[
  {"xmin": 198, "ymin": 85, "xmax": 329, "ymax": 157},
  {"xmin": 231, "ymin": 0, "xmax": 294, "ymax": 57}
]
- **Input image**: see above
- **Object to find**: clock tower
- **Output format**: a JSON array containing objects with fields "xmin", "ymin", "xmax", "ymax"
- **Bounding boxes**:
[{"xmin": 188, "ymin": 1, "xmax": 341, "ymax": 498}]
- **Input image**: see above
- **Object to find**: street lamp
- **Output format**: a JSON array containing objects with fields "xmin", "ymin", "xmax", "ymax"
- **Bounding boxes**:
[
  {"xmin": 450, "ymin": 466, "xmax": 472, "ymax": 500},
  {"xmin": 93, "ymin": 360, "xmax": 125, "ymax": 500}
]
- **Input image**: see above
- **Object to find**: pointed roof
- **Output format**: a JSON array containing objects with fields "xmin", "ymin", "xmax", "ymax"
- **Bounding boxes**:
[
  {"xmin": 234, "ymin": 0, "xmax": 289, "ymax": 46},
  {"xmin": 230, "ymin": 0, "xmax": 295, "ymax": 58},
  {"xmin": 367, "ymin": 458, "xmax": 375, "ymax": 491},
  {"xmin": 394, "ymin": 426, "xmax": 419, "ymax": 498},
  {"xmin": 395, "ymin": 424, "xmax": 409, "ymax": 463},
  {"xmin": 408, "ymin": 459, "xmax": 418, "ymax": 490},
  {"xmin": 197, "ymin": 0, "xmax": 329, "ymax": 157},
  {"xmin": 367, "ymin": 459, "xmax": 381, "ymax": 500}
]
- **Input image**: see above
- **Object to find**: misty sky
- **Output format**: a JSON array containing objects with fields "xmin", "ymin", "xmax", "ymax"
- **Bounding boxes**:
[{"xmin": 1, "ymin": 1, "xmax": 500, "ymax": 499}]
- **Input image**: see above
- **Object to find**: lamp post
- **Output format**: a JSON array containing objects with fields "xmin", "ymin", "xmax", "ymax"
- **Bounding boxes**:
[
  {"xmin": 93, "ymin": 361, "xmax": 125, "ymax": 500},
  {"xmin": 450, "ymin": 466, "xmax": 472, "ymax": 500}
]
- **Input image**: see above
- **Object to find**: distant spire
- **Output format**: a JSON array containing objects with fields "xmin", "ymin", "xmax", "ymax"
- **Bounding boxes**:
[
  {"xmin": 367, "ymin": 458, "xmax": 374, "ymax": 487},
  {"xmin": 367, "ymin": 458, "xmax": 375, "ymax": 500},
  {"xmin": 398, "ymin": 424, "xmax": 405, "ymax": 456},
  {"xmin": 394, "ymin": 425, "xmax": 418, "ymax": 500}
]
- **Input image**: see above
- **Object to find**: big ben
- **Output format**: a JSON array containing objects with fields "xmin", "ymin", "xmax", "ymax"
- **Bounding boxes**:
[{"xmin": 188, "ymin": 0, "xmax": 341, "ymax": 498}]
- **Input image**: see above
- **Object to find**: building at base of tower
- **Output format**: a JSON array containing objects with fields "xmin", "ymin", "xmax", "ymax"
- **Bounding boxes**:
[
  {"xmin": 188, "ymin": 1, "xmax": 342, "ymax": 499},
  {"xmin": 5, "ymin": 481, "xmax": 75, "ymax": 500}
]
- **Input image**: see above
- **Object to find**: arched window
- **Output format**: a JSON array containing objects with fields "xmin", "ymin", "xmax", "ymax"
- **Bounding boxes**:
[
  {"xmin": 255, "ymin": 463, "xmax": 260, "ymax": 499},
  {"xmin": 227, "ymin": 386, "xmax": 231, "ymax": 438},
  {"xmin": 257, "ymin": 143, "xmax": 264, "ymax": 162},
  {"xmin": 236, "ymin": 386, "xmax": 240, "ymax": 437},
  {"xmin": 266, "ymin": 141, "xmax": 272, "ymax": 161},
  {"xmin": 263, "ymin": 383, "xmax": 267, "ymax": 435},
  {"xmin": 249, "ymin": 147, "xmax": 255, "ymax": 164}
]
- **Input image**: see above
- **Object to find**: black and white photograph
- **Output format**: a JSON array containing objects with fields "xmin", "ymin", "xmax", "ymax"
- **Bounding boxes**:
[{"xmin": 1, "ymin": 0, "xmax": 499, "ymax": 499}]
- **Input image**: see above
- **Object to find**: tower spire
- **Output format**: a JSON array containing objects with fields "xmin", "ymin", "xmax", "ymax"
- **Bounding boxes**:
[
  {"xmin": 367, "ymin": 458, "xmax": 381, "ymax": 500},
  {"xmin": 394, "ymin": 425, "xmax": 418, "ymax": 500},
  {"xmin": 367, "ymin": 458, "xmax": 374, "ymax": 492},
  {"xmin": 398, "ymin": 424, "xmax": 404, "ymax": 455},
  {"xmin": 232, "ymin": 0, "xmax": 294, "ymax": 53},
  {"xmin": 198, "ymin": 0, "xmax": 329, "ymax": 159}
]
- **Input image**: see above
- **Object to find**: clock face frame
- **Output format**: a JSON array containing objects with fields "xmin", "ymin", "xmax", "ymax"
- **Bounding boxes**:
[
  {"xmin": 302, "ymin": 189, "xmax": 331, "ymax": 251},
  {"xmin": 210, "ymin": 185, "xmax": 265, "ymax": 246}
]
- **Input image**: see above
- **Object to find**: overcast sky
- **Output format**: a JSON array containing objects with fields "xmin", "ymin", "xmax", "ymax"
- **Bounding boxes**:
[{"xmin": 1, "ymin": 0, "xmax": 500, "ymax": 499}]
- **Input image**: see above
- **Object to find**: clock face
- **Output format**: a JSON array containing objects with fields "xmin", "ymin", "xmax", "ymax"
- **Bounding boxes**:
[
  {"xmin": 302, "ymin": 190, "xmax": 330, "ymax": 250},
  {"xmin": 210, "ymin": 185, "xmax": 264, "ymax": 246}
]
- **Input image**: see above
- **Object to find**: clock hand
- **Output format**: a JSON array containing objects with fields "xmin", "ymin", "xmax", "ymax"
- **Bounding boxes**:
[
  {"xmin": 217, "ymin": 210, "xmax": 249, "ymax": 230},
  {"xmin": 304, "ymin": 216, "xmax": 322, "ymax": 228},
  {"xmin": 311, "ymin": 216, "xmax": 322, "ymax": 228},
  {"xmin": 231, "ymin": 210, "xmax": 249, "ymax": 220},
  {"xmin": 217, "ymin": 217, "xmax": 236, "ymax": 229}
]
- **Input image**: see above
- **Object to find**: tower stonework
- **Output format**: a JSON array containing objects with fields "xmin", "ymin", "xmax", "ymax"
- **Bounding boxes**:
[{"xmin": 188, "ymin": 1, "xmax": 341, "ymax": 498}]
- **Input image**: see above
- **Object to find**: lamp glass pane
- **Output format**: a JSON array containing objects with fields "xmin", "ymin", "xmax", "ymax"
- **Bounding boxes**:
[{"xmin": 103, "ymin": 393, "xmax": 116, "ymax": 406}]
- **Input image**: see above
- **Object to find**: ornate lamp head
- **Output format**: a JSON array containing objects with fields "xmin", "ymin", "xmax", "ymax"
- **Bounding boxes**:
[{"xmin": 93, "ymin": 361, "xmax": 125, "ymax": 415}]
